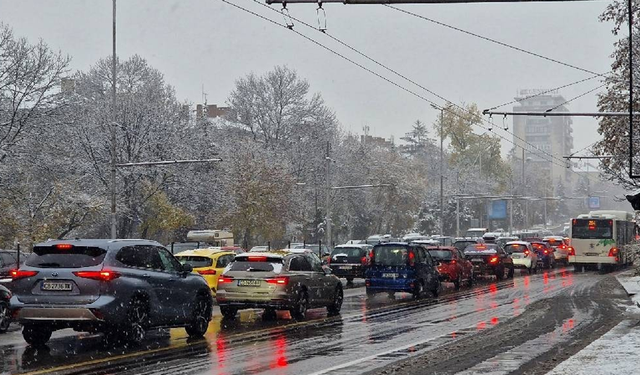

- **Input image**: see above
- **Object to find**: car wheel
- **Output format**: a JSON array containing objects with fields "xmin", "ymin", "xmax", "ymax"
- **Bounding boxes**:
[
  {"xmin": 507, "ymin": 266, "xmax": 514, "ymax": 279},
  {"xmin": 124, "ymin": 297, "xmax": 148, "ymax": 345},
  {"xmin": 467, "ymin": 272, "xmax": 474, "ymax": 287},
  {"xmin": 346, "ymin": 277, "xmax": 354, "ymax": 284},
  {"xmin": 366, "ymin": 288, "xmax": 376, "ymax": 299},
  {"xmin": 220, "ymin": 306, "xmax": 238, "ymax": 320},
  {"xmin": 412, "ymin": 280, "xmax": 424, "ymax": 300},
  {"xmin": 23, "ymin": 324, "xmax": 52, "ymax": 347},
  {"xmin": 495, "ymin": 268, "xmax": 504, "ymax": 280},
  {"xmin": 431, "ymin": 280, "xmax": 440, "ymax": 298},
  {"xmin": 327, "ymin": 285, "xmax": 343, "ymax": 315},
  {"xmin": 453, "ymin": 275, "xmax": 462, "ymax": 290},
  {"xmin": 186, "ymin": 296, "xmax": 211, "ymax": 338},
  {"xmin": 290, "ymin": 290, "xmax": 308, "ymax": 319},
  {"xmin": 387, "ymin": 291, "xmax": 396, "ymax": 299},
  {"xmin": 0, "ymin": 301, "xmax": 10, "ymax": 333}
]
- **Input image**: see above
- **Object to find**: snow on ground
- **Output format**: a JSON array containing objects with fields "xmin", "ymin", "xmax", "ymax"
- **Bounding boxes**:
[
  {"xmin": 546, "ymin": 320, "xmax": 640, "ymax": 375},
  {"xmin": 615, "ymin": 270, "xmax": 640, "ymax": 295}
]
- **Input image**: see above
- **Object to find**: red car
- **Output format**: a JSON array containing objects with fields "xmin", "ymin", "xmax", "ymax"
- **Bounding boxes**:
[{"xmin": 427, "ymin": 246, "xmax": 473, "ymax": 289}]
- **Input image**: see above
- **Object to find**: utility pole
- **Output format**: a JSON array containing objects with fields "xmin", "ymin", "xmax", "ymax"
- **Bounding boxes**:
[
  {"xmin": 456, "ymin": 172, "xmax": 460, "ymax": 237},
  {"xmin": 110, "ymin": 0, "xmax": 117, "ymax": 239},
  {"xmin": 325, "ymin": 141, "xmax": 332, "ymax": 248},
  {"xmin": 439, "ymin": 107, "xmax": 444, "ymax": 237}
]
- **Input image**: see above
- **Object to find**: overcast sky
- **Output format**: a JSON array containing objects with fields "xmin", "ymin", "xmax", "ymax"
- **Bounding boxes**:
[{"xmin": 0, "ymin": 0, "xmax": 618, "ymax": 156}]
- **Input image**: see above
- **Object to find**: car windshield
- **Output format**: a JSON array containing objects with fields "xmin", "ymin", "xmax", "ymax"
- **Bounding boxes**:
[
  {"xmin": 505, "ymin": 244, "xmax": 527, "ymax": 253},
  {"xmin": 230, "ymin": 257, "xmax": 283, "ymax": 273},
  {"xmin": 373, "ymin": 246, "xmax": 409, "ymax": 267},
  {"xmin": 427, "ymin": 250, "xmax": 453, "ymax": 261},
  {"xmin": 26, "ymin": 246, "xmax": 107, "ymax": 268},
  {"xmin": 331, "ymin": 248, "xmax": 364, "ymax": 257},
  {"xmin": 176, "ymin": 256, "xmax": 213, "ymax": 268}
]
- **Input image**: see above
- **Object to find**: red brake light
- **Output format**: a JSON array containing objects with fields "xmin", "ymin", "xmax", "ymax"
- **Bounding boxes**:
[
  {"xmin": 327, "ymin": 257, "xmax": 331, "ymax": 264},
  {"xmin": 247, "ymin": 256, "xmax": 267, "ymax": 262},
  {"xmin": 55, "ymin": 244, "xmax": 73, "ymax": 250},
  {"xmin": 477, "ymin": 245, "xmax": 487, "ymax": 250},
  {"xmin": 197, "ymin": 269, "xmax": 217, "ymax": 275},
  {"xmin": 369, "ymin": 250, "xmax": 374, "ymax": 264},
  {"xmin": 489, "ymin": 256, "xmax": 499, "ymax": 264},
  {"xmin": 361, "ymin": 256, "xmax": 367, "ymax": 265},
  {"xmin": 451, "ymin": 259, "xmax": 456, "ymax": 265},
  {"xmin": 609, "ymin": 248, "xmax": 619, "ymax": 257},
  {"xmin": 544, "ymin": 249, "xmax": 549, "ymax": 254},
  {"xmin": 218, "ymin": 276, "xmax": 234, "ymax": 284},
  {"xmin": 73, "ymin": 270, "xmax": 120, "ymax": 281},
  {"xmin": 11, "ymin": 269, "xmax": 38, "ymax": 280},
  {"xmin": 524, "ymin": 250, "xmax": 530, "ymax": 256},
  {"xmin": 266, "ymin": 276, "xmax": 289, "ymax": 285},
  {"xmin": 408, "ymin": 251, "xmax": 415, "ymax": 266},
  {"xmin": 568, "ymin": 247, "xmax": 575, "ymax": 256}
]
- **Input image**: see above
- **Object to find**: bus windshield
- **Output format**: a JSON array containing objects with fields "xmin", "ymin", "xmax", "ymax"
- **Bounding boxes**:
[{"xmin": 572, "ymin": 219, "xmax": 613, "ymax": 239}]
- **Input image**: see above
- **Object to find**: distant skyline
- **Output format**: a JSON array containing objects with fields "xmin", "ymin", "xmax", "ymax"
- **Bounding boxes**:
[{"xmin": 0, "ymin": 0, "xmax": 618, "ymax": 157}]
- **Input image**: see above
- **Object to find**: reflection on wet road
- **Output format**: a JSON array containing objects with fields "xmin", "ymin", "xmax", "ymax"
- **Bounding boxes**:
[{"xmin": 0, "ymin": 268, "xmax": 608, "ymax": 375}]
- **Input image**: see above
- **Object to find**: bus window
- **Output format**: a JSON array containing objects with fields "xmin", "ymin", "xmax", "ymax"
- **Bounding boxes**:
[{"xmin": 572, "ymin": 219, "xmax": 613, "ymax": 239}]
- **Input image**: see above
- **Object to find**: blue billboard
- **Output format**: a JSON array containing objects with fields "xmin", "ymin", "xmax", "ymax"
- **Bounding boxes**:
[{"xmin": 488, "ymin": 200, "xmax": 508, "ymax": 220}]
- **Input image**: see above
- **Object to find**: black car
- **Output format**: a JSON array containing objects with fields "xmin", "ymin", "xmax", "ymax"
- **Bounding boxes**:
[
  {"xmin": 464, "ymin": 243, "xmax": 514, "ymax": 280},
  {"xmin": 0, "ymin": 250, "xmax": 28, "ymax": 278},
  {"xmin": 327, "ymin": 245, "xmax": 371, "ymax": 282},
  {"xmin": 531, "ymin": 241, "xmax": 555, "ymax": 269},
  {"xmin": 0, "ymin": 284, "xmax": 10, "ymax": 333},
  {"xmin": 10, "ymin": 239, "xmax": 213, "ymax": 346},
  {"xmin": 454, "ymin": 239, "xmax": 481, "ymax": 254}
]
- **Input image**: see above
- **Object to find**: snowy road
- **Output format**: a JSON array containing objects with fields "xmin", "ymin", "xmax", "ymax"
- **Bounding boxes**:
[{"xmin": 0, "ymin": 267, "xmax": 630, "ymax": 375}]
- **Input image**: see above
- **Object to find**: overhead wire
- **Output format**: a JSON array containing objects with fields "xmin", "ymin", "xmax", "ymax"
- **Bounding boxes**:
[
  {"xmin": 223, "ymin": 0, "xmax": 579, "ymax": 171},
  {"xmin": 384, "ymin": 4, "xmax": 606, "ymax": 78},
  {"xmin": 544, "ymin": 83, "xmax": 607, "ymax": 112},
  {"xmin": 249, "ymin": 0, "xmax": 577, "ymax": 169}
]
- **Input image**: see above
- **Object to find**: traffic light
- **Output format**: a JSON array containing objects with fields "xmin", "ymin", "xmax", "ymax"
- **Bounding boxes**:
[{"xmin": 626, "ymin": 190, "xmax": 640, "ymax": 210}]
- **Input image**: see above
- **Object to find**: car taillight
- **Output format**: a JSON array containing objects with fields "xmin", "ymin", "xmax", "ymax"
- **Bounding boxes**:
[
  {"xmin": 489, "ymin": 256, "xmax": 499, "ymax": 264},
  {"xmin": 369, "ymin": 251, "xmax": 374, "ymax": 264},
  {"xmin": 266, "ymin": 276, "xmax": 289, "ymax": 285},
  {"xmin": 197, "ymin": 269, "xmax": 217, "ymax": 275},
  {"xmin": 544, "ymin": 249, "xmax": 549, "ymax": 254},
  {"xmin": 568, "ymin": 247, "xmax": 575, "ymax": 256},
  {"xmin": 10, "ymin": 269, "xmax": 38, "ymax": 280},
  {"xmin": 218, "ymin": 276, "xmax": 234, "ymax": 284},
  {"xmin": 327, "ymin": 257, "xmax": 331, "ymax": 264},
  {"xmin": 73, "ymin": 270, "xmax": 121, "ymax": 281},
  {"xmin": 524, "ymin": 250, "xmax": 530, "ymax": 256},
  {"xmin": 609, "ymin": 248, "xmax": 619, "ymax": 257},
  {"xmin": 408, "ymin": 251, "xmax": 415, "ymax": 266},
  {"xmin": 361, "ymin": 256, "xmax": 367, "ymax": 265}
]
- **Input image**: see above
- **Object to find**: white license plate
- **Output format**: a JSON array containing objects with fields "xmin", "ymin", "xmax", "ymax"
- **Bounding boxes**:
[
  {"xmin": 585, "ymin": 253, "xmax": 600, "ymax": 256},
  {"xmin": 339, "ymin": 266, "xmax": 352, "ymax": 270},
  {"xmin": 42, "ymin": 281, "xmax": 73, "ymax": 291},
  {"xmin": 238, "ymin": 279, "xmax": 261, "ymax": 287},
  {"xmin": 382, "ymin": 273, "xmax": 397, "ymax": 278},
  {"xmin": 471, "ymin": 259, "xmax": 484, "ymax": 263}
]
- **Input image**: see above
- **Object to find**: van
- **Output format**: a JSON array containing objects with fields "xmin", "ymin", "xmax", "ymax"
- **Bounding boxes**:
[{"xmin": 364, "ymin": 243, "xmax": 440, "ymax": 299}]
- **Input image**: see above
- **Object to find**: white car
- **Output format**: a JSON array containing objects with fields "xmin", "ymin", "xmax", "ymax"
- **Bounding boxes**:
[
  {"xmin": 504, "ymin": 241, "xmax": 538, "ymax": 274},
  {"xmin": 542, "ymin": 236, "xmax": 571, "ymax": 265}
]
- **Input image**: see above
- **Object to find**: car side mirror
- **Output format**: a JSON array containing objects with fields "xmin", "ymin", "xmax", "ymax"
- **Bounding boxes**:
[{"xmin": 182, "ymin": 264, "xmax": 193, "ymax": 274}]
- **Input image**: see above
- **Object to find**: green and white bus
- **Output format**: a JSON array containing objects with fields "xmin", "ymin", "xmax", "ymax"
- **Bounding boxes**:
[{"xmin": 568, "ymin": 210, "xmax": 636, "ymax": 272}]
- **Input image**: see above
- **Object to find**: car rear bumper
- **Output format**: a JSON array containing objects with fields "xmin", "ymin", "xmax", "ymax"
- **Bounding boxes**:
[
  {"xmin": 365, "ymin": 278, "xmax": 413, "ymax": 292},
  {"xmin": 10, "ymin": 295, "xmax": 126, "ymax": 324},
  {"xmin": 16, "ymin": 307, "xmax": 100, "ymax": 321},
  {"xmin": 330, "ymin": 264, "xmax": 364, "ymax": 278},
  {"xmin": 470, "ymin": 263, "xmax": 499, "ymax": 275},
  {"xmin": 512, "ymin": 259, "xmax": 532, "ymax": 269},
  {"xmin": 569, "ymin": 255, "xmax": 617, "ymax": 264},
  {"xmin": 216, "ymin": 290, "xmax": 295, "ymax": 308}
]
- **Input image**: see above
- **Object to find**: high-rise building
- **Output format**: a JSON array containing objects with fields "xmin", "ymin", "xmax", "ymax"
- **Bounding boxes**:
[{"xmin": 512, "ymin": 90, "xmax": 574, "ymax": 191}]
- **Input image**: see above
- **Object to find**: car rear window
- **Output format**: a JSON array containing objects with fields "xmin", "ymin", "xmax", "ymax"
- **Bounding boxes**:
[
  {"xmin": 176, "ymin": 256, "xmax": 213, "ymax": 268},
  {"xmin": 464, "ymin": 244, "xmax": 497, "ymax": 254},
  {"xmin": 26, "ymin": 246, "xmax": 107, "ymax": 268},
  {"xmin": 428, "ymin": 250, "xmax": 453, "ymax": 261},
  {"xmin": 373, "ymin": 246, "xmax": 409, "ymax": 267},
  {"xmin": 331, "ymin": 248, "xmax": 365, "ymax": 257},
  {"xmin": 454, "ymin": 241, "xmax": 475, "ymax": 252},
  {"xmin": 230, "ymin": 256, "xmax": 283, "ymax": 272},
  {"xmin": 505, "ymin": 244, "xmax": 527, "ymax": 253}
]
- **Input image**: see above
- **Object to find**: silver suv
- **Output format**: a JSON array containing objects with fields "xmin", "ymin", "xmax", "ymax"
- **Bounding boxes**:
[{"xmin": 9, "ymin": 239, "xmax": 213, "ymax": 346}]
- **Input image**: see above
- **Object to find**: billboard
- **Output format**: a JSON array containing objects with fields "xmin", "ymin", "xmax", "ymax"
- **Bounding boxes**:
[
  {"xmin": 488, "ymin": 200, "xmax": 507, "ymax": 220},
  {"xmin": 588, "ymin": 196, "xmax": 600, "ymax": 209}
]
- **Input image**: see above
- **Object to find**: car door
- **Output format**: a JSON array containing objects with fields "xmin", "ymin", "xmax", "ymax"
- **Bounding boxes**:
[
  {"xmin": 421, "ymin": 249, "xmax": 438, "ymax": 290},
  {"xmin": 156, "ymin": 247, "xmax": 192, "ymax": 322},
  {"xmin": 307, "ymin": 253, "xmax": 331, "ymax": 304},
  {"xmin": 288, "ymin": 256, "xmax": 314, "ymax": 300}
]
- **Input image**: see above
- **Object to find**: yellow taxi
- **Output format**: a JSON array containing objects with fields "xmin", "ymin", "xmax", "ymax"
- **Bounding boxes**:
[{"xmin": 174, "ymin": 248, "xmax": 236, "ymax": 295}]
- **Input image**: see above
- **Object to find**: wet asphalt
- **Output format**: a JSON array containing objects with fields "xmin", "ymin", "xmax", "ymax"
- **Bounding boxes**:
[{"xmin": 0, "ymin": 267, "xmax": 630, "ymax": 375}]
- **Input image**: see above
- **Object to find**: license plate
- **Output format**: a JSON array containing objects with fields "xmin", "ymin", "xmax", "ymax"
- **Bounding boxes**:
[
  {"xmin": 339, "ymin": 266, "xmax": 352, "ymax": 270},
  {"xmin": 382, "ymin": 273, "xmax": 397, "ymax": 278},
  {"xmin": 41, "ymin": 281, "xmax": 73, "ymax": 291},
  {"xmin": 471, "ymin": 258, "xmax": 484, "ymax": 263},
  {"xmin": 585, "ymin": 252, "xmax": 600, "ymax": 256},
  {"xmin": 238, "ymin": 279, "xmax": 261, "ymax": 287}
]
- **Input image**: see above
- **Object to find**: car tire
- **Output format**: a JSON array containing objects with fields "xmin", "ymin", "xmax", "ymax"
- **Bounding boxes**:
[
  {"xmin": 346, "ymin": 277, "xmax": 354, "ymax": 284},
  {"xmin": 467, "ymin": 272, "xmax": 474, "ymax": 287},
  {"xmin": 495, "ymin": 267, "xmax": 504, "ymax": 280},
  {"xmin": 0, "ymin": 301, "xmax": 10, "ymax": 333},
  {"xmin": 412, "ymin": 280, "xmax": 424, "ymax": 300},
  {"xmin": 366, "ymin": 288, "xmax": 376, "ymax": 299},
  {"xmin": 387, "ymin": 291, "xmax": 396, "ymax": 299},
  {"xmin": 290, "ymin": 290, "xmax": 308, "ymax": 319},
  {"xmin": 431, "ymin": 280, "xmax": 440, "ymax": 298},
  {"xmin": 186, "ymin": 296, "xmax": 211, "ymax": 338},
  {"xmin": 23, "ymin": 324, "xmax": 52, "ymax": 347},
  {"xmin": 327, "ymin": 285, "xmax": 343, "ymax": 315},
  {"xmin": 453, "ymin": 275, "xmax": 462, "ymax": 290},
  {"xmin": 220, "ymin": 306, "xmax": 238, "ymax": 320},
  {"xmin": 507, "ymin": 266, "xmax": 514, "ymax": 279},
  {"xmin": 123, "ymin": 297, "xmax": 149, "ymax": 345}
]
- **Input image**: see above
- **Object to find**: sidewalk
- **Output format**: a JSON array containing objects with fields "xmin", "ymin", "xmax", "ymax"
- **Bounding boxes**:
[{"xmin": 547, "ymin": 270, "xmax": 640, "ymax": 375}]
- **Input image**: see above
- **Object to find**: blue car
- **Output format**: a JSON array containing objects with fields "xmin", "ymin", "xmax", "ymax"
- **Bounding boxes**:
[{"xmin": 365, "ymin": 243, "xmax": 440, "ymax": 299}]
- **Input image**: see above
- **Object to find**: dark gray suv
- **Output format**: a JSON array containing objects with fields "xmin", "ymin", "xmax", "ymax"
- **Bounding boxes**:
[{"xmin": 9, "ymin": 239, "xmax": 213, "ymax": 346}]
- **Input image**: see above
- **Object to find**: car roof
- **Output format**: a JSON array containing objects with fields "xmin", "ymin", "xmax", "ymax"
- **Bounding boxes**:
[
  {"xmin": 543, "ymin": 236, "xmax": 565, "ymax": 240},
  {"xmin": 235, "ymin": 252, "xmax": 285, "ymax": 259},
  {"xmin": 425, "ymin": 246, "xmax": 456, "ymax": 251},
  {"xmin": 174, "ymin": 248, "xmax": 235, "ymax": 258},
  {"xmin": 334, "ymin": 244, "xmax": 370, "ymax": 249},
  {"xmin": 374, "ymin": 242, "xmax": 409, "ymax": 247},
  {"xmin": 506, "ymin": 241, "xmax": 529, "ymax": 246},
  {"xmin": 33, "ymin": 238, "xmax": 163, "ymax": 249}
]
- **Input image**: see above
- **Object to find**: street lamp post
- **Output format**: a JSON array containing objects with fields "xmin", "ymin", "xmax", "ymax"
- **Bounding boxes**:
[
  {"xmin": 110, "ymin": 0, "xmax": 117, "ymax": 239},
  {"xmin": 431, "ymin": 104, "xmax": 445, "ymax": 236}
]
